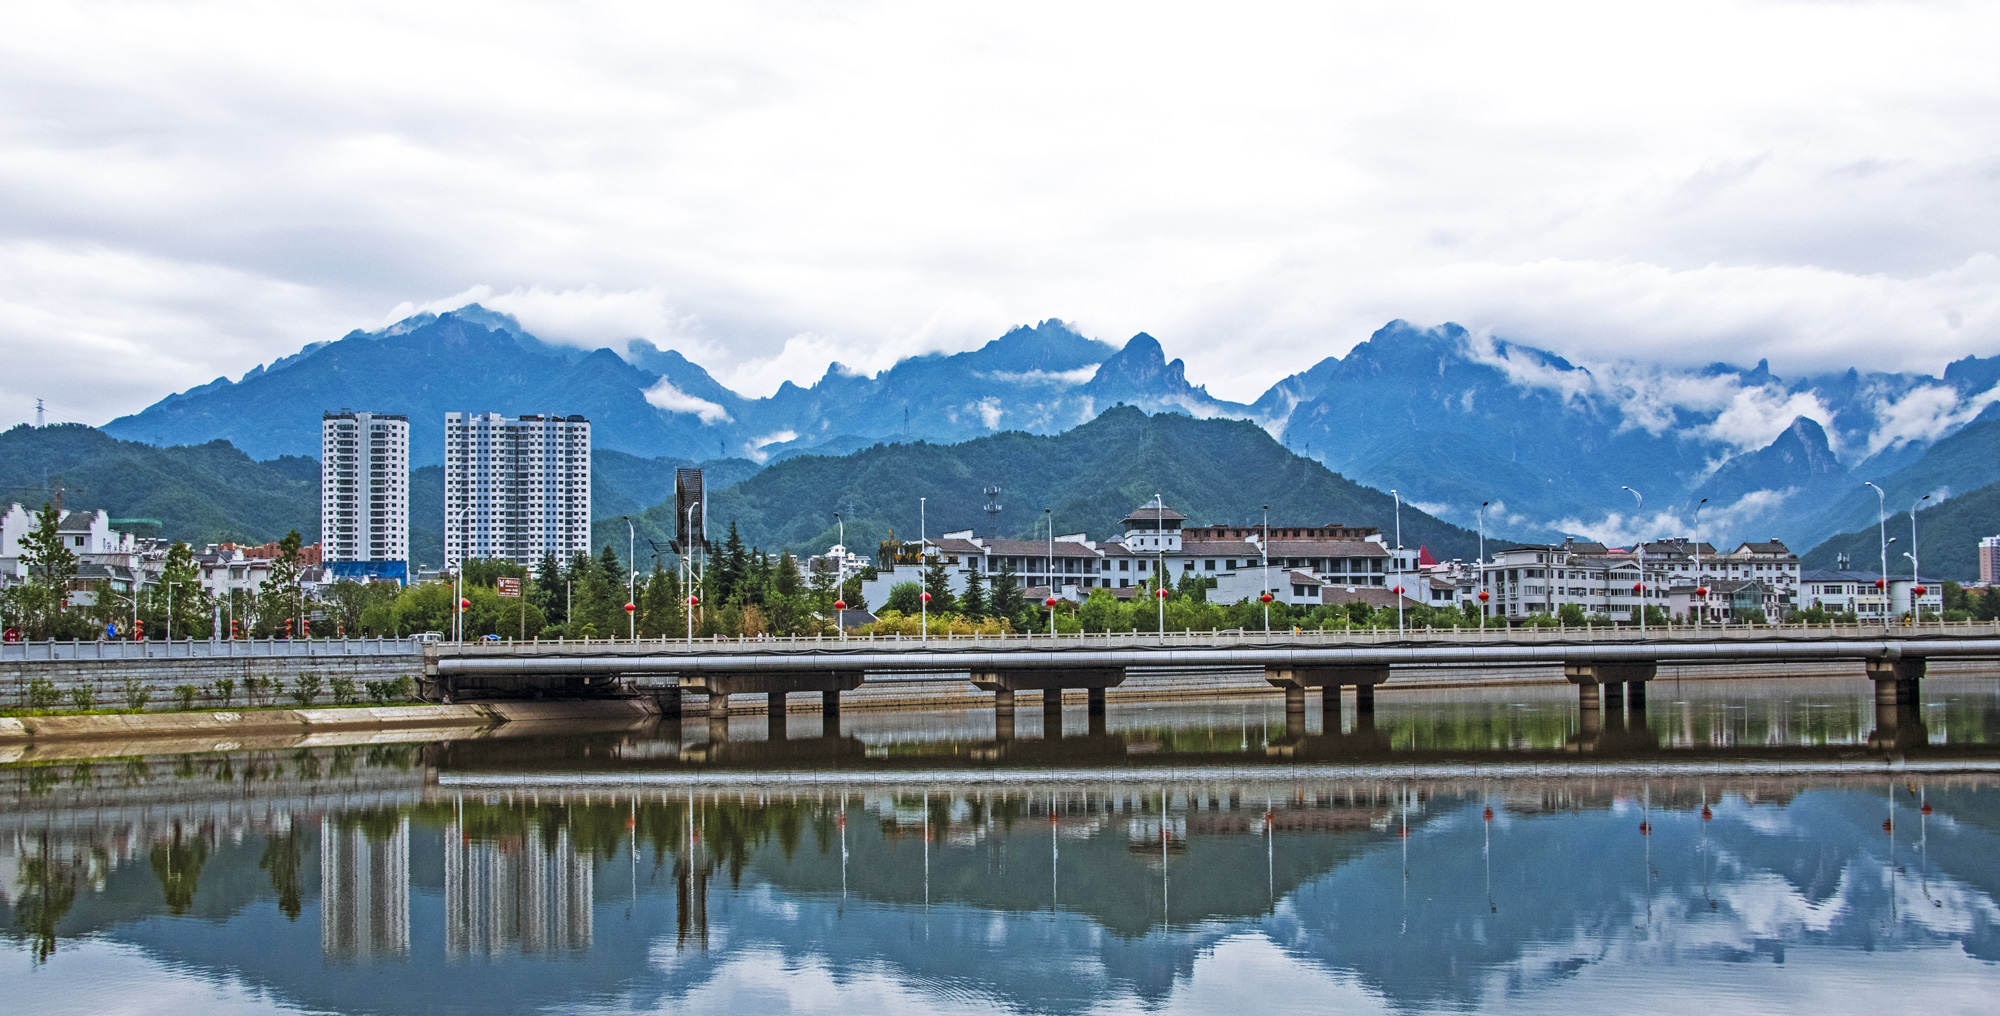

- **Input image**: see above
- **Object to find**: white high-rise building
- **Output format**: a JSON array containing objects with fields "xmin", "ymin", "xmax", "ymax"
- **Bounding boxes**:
[
  {"xmin": 444, "ymin": 413, "xmax": 592, "ymax": 573},
  {"xmin": 321, "ymin": 410, "xmax": 410, "ymax": 580}
]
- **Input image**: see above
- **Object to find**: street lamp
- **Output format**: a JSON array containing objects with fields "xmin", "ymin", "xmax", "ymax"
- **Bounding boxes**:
[
  {"xmin": 1045, "ymin": 507, "xmax": 1055, "ymax": 636},
  {"xmin": 1261, "ymin": 505, "xmax": 1271, "ymax": 635},
  {"xmin": 1622, "ymin": 486, "xmax": 1645, "ymax": 634},
  {"xmin": 1865, "ymin": 482, "xmax": 1889, "ymax": 623},
  {"xmin": 623, "ymin": 516, "xmax": 637, "ymax": 641},
  {"xmin": 1390, "ymin": 489, "xmax": 1403, "ymax": 637},
  {"xmin": 1691, "ymin": 497, "xmax": 1709, "ymax": 630},
  {"xmin": 1155, "ymin": 494, "xmax": 1167, "ymax": 638},
  {"xmin": 919, "ymin": 496, "xmax": 928, "ymax": 642},
  {"xmin": 1476, "ymin": 501, "xmax": 1489, "ymax": 630},
  {"xmin": 453, "ymin": 505, "xmax": 474, "ymax": 643},
  {"xmin": 1910, "ymin": 494, "xmax": 1931, "ymax": 617}
]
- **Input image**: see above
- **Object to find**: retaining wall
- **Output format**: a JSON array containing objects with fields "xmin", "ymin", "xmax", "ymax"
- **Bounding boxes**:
[{"xmin": 2, "ymin": 652, "xmax": 427, "ymax": 712}]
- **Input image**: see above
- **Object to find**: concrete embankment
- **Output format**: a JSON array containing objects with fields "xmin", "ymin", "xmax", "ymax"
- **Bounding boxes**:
[{"xmin": 0, "ymin": 699, "xmax": 658, "ymax": 747}]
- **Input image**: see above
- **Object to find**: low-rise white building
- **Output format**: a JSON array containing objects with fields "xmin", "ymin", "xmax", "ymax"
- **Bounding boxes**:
[{"xmin": 856, "ymin": 503, "xmax": 1425, "ymax": 613}]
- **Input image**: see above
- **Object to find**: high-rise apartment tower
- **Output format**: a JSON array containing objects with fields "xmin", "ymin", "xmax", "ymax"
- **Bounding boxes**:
[
  {"xmin": 321, "ymin": 410, "xmax": 410, "ymax": 581},
  {"xmin": 444, "ymin": 413, "xmax": 592, "ymax": 573}
]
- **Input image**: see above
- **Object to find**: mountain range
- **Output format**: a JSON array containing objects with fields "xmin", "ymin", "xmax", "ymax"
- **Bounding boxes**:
[{"xmin": 95, "ymin": 304, "xmax": 2000, "ymax": 564}]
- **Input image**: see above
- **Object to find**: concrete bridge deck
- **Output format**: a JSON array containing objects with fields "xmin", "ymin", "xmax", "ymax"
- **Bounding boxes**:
[{"xmin": 429, "ymin": 623, "xmax": 2000, "ymax": 740}]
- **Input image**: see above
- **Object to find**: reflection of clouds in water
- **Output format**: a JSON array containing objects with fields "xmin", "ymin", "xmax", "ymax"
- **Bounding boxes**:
[{"xmin": 7, "ymin": 938, "xmax": 317, "ymax": 1015}]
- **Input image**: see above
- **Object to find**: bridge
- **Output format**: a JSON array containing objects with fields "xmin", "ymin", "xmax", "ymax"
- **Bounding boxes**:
[{"xmin": 432, "ymin": 622, "xmax": 2000, "ymax": 742}]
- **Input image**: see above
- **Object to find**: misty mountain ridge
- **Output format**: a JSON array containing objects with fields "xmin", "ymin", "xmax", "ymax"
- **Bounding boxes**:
[{"xmin": 101, "ymin": 304, "xmax": 2000, "ymax": 553}]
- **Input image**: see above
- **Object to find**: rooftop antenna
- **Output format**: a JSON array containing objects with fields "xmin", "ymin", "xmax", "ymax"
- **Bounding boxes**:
[{"xmin": 983, "ymin": 486, "xmax": 1003, "ymax": 538}]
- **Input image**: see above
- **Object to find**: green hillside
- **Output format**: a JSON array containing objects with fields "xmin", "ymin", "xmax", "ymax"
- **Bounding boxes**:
[
  {"xmin": 0, "ymin": 423, "xmax": 319, "ymax": 546},
  {"xmin": 603, "ymin": 407, "xmax": 1486, "ymax": 562},
  {"xmin": 1802, "ymin": 478, "xmax": 2000, "ymax": 581}
]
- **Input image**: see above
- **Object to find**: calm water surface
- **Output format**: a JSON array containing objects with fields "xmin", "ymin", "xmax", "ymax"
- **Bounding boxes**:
[{"xmin": 5, "ymin": 675, "xmax": 2000, "ymax": 1014}]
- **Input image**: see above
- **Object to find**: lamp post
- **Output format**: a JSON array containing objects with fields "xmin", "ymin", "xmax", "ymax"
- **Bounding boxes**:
[
  {"xmin": 1622, "ymin": 486, "xmax": 1645, "ymax": 633},
  {"xmin": 1865, "ymin": 482, "xmax": 1889, "ymax": 622},
  {"xmin": 1045, "ymin": 508, "xmax": 1055, "ymax": 636},
  {"xmin": 1390, "ymin": 489, "xmax": 1403, "ymax": 636},
  {"xmin": 1477, "ymin": 501, "xmax": 1488, "ymax": 629},
  {"xmin": 623, "ymin": 516, "xmax": 636, "ymax": 642},
  {"xmin": 453, "ymin": 506, "xmax": 473, "ymax": 643},
  {"xmin": 1155, "ymin": 494, "xmax": 1167, "ymax": 638},
  {"xmin": 919, "ymin": 496, "xmax": 928, "ymax": 642},
  {"xmin": 1911, "ymin": 494, "xmax": 1931, "ymax": 618},
  {"xmin": 1261, "ymin": 504, "xmax": 1271, "ymax": 635},
  {"xmin": 1691, "ymin": 497, "xmax": 1708, "ymax": 630}
]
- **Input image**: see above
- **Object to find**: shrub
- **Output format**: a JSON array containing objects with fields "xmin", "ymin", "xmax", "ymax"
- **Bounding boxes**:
[
  {"xmin": 212, "ymin": 678, "xmax": 235, "ymax": 708},
  {"xmin": 290, "ymin": 673, "xmax": 322, "ymax": 707},
  {"xmin": 330, "ymin": 676, "xmax": 357, "ymax": 706},
  {"xmin": 70, "ymin": 683, "xmax": 96, "ymax": 711},
  {"xmin": 26, "ymin": 678, "xmax": 62, "ymax": 710},
  {"xmin": 122, "ymin": 677, "xmax": 152, "ymax": 711},
  {"xmin": 391, "ymin": 676, "xmax": 417, "ymax": 702},
  {"xmin": 172, "ymin": 685, "xmax": 200, "ymax": 711}
]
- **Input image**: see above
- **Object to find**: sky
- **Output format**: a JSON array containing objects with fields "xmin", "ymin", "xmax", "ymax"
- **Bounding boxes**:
[{"xmin": 5, "ymin": 0, "xmax": 2000, "ymax": 430}]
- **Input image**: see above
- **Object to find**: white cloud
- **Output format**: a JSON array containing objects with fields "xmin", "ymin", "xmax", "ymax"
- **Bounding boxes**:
[
  {"xmin": 8, "ymin": 1, "xmax": 2000, "ymax": 424},
  {"xmin": 743, "ymin": 428, "xmax": 797, "ymax": 463},
  {"xmin": 643, "ymin": 377, "xmax": 731, "ymax": 424}
]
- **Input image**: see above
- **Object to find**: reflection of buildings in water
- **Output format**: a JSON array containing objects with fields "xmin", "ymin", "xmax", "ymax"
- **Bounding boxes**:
[
  {"xmin": 445, "ymin": 822, "xmax": 593, "ymax": 956},
  {"xmin": 320, "ymin": 816, "xmax": 410, "ymax": 961}
]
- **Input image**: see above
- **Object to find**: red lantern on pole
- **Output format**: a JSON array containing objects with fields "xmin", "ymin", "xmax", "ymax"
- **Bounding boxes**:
[
  {"xmin": 1632, "ymin": 582, "xmax": 1643, "ymax": 594},
  {"xmin": 1259, "ymin": 592, "xmax": 1274, "ymax": 603},
  {"xmin": 624, "ymin": 602, "xmax": 635, "ymax": 614},
  {"xmin": 1392, "ymin": 585, "xmax": 1403, "ymax": 595},
  {"xmin": 1477, "ymin": 590, "xmax": 1489, "ymax": 602},
  {"xmin": 1044, "ymin": 596, "xmax": 1058, "ymax": 607},
  {"xmin": 920, "ymin": 591, "xmax": 931, "ymax": 603},
  {"xmin": 686, "ymin": 595, "xmax": 699, "ymax": 606},
  {"xmin": 1875, "ymin": 578, "xmax": 1886, "ymax": 589},
  {"xmin": 1696, "ymin": 586, "xmax": 1708, "ymax": 598},
  {"xmin": 1155, "ymin": 588, "xmax": 1168, "ymax": 599},
  {"xmin": 459, "ymin": 597, "xmax": 470, "ymax": 610},
  {"xmin": 833, "ymin": 599, "xmax": 846, "ymax": 611},
  {"xmin": 1913, "ymin": 585, "xmax": 1927, "ymax": 597}
]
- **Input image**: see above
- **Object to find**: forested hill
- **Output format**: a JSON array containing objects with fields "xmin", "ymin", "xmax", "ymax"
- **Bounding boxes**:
[
  {"xmin": 608, "ymin": 407, "xmax": 1487, "ymax": 561},
  {"xmin": 0, "ymin": 423, "xmax": 319, "ymax": 546}
]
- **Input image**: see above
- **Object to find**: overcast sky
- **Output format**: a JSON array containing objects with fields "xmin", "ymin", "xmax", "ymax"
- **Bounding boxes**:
[{"xmin": 5, "ymin": 0, "xmax": 1999, "ymax": 429}]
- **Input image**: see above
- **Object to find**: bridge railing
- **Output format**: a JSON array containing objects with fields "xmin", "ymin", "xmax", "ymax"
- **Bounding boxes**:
[
  {"xmin": 433, "ymin": 617, "xmax": 2000, "ymax": 655},
  {"xmin": 0, "ymin": 637, "xmax": 426, "ymax": 662}
]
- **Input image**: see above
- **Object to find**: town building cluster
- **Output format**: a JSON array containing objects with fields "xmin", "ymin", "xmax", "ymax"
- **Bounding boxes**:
[{"xmin": 855, "ymin": 501, "xmax": 1946, "ymax": 623}]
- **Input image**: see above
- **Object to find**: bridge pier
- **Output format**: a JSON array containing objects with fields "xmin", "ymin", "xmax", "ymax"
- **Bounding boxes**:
[
  {"xmin": 994, "ymin": 689, "xmax": 1016, "ymax": 741},
  {"xmin": 1267, "ymin": 665, "xmax": 1385, "ymax": 734},
  {"xmin": 767, "ymin": 692, "xmax": 787, "ymax": 740},
  {"xmin": 707, "ymin": 692, "xmax": 731, "ymax": 720},
  {"xmin": 823, "ymin": 690, "xmax": 842, "ymax": 738},
  {"xmin": 1602, "ymin": 682, "xmax": 1625, "ymax": 709},
  {"xmin": 1043, "ymin": 690, "xmax": 1064, "ymax": 739},
  {"xmin": 1866, "ymin": 657, "xmax": 1926, "ymax": 747},
  {"xmin": 1087, "ymin": 687, "xmax": 1107, "ymax": 736},
  {"xmin": 971, "ymin": 668, "xmax": 1125, "ymax": 742}
]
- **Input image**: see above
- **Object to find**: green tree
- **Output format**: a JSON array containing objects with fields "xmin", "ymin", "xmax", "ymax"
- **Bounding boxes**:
[
  {"xmin": 19, "ymin": 501, "xmax": 77, "ymax": 637},
  {"xmin": 639, "ymin": 562, "xmax": 682, "ymax": 638},
  {"xmin": 885, "ymin": 582, "xmax": 924, "ymax": 614},
  {"xmin": 922, "ymin": 556, "xmax": 956, "ymax": 613},
  {"xmin": 715, "ymin": 522, "xmax": 748, "ymax": 604},
  {"xmin": 773, "ymin": 551, "xmax": 801, "ymax": 598},
  {"xmin": 255, "ymin": 530, "xmax": 307, "ymax": 636},
  {"xmin": 960, "ymin": 565, "xmax": 987, "ymax": 619},
  {"xmin": 990, "ymin": 561, "xmax": 1023, "ymax": 620},
  {"xmin": 534, "ymin": 550, "xmax": 564, "ymax": 623}
]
